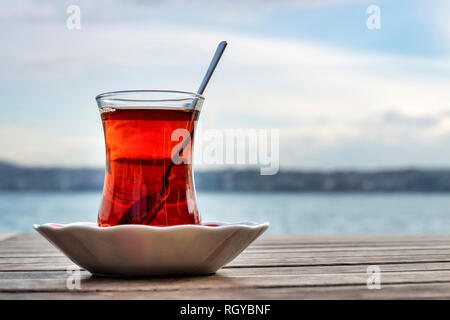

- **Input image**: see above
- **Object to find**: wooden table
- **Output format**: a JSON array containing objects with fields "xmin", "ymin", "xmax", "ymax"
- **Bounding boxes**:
[{"xmin": 1, "ymin": 232, "xmax": 450, "ymax": 299}]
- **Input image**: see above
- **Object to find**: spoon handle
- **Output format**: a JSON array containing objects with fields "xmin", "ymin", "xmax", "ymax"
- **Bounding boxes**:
[{"xmin": 197, "ymin": 41, "xmax": 227, "ymax": 95}]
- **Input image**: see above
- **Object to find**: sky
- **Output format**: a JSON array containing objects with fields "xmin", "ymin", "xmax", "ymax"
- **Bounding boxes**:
[{"xmin": 0, "ymin": 0, "xmax": 450, "ymax": 170}]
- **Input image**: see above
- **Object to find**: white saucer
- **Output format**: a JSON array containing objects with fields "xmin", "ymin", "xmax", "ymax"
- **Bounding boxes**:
[{"xmin": 33, "ymin": 221, "xmax": 269, "ymax": 277}]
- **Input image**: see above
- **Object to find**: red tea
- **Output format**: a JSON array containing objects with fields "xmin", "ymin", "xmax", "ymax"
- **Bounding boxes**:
[{"xmin": 98, "ymin": 108, "xmax": 200, "ymax": 227}]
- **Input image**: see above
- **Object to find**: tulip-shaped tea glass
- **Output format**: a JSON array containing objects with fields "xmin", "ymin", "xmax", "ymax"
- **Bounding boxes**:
[{"xmin": 96, "ymin": 90, "xmax": 204, "ymax": 227}]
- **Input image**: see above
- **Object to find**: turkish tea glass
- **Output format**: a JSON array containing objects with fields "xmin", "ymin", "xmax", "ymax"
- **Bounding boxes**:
[{"xmin": 96, "ymin": 90, "xmax": 204, "ymax": 227}]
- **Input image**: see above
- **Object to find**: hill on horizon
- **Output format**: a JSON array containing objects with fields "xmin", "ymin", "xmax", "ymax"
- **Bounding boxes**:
[{"xmin": 1, "ymin": 160, "xmax": 450, "ymax": 192}]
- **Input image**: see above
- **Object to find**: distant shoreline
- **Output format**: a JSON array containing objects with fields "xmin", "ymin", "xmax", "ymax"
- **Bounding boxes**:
[
  {"xmin": 2, "ymin": 190, "xmax": 450, "ymax": 195},
  {"xmin": 2, "ymin": 160, "xmax": 450, "ymax": 192}
]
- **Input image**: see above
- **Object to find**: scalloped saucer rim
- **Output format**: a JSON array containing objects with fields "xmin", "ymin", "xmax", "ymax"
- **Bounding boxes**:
[
  {"xmin": 33, "ymin": 221, "xmax": 269, "ymax": 277},
  {"xmin": 33, "ymin": 221, "xmax": 269, "ymax": 231}
]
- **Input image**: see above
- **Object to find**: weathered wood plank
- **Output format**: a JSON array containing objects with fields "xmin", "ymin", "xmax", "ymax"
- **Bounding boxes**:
[
  {"xmin": 1, "ymin": 282, "xmax": 450, "ymax": 299},
  {"xmin": 9, "ymin": 239, "xmax": 450, "ymax": 248},
  {"xmin": 0, "ymin": 233, "xmax": 16, "ymax": 242},
  {"xmin": 6, "ymin": 233, "xmax": 450, "ymax": 244},
  {"xmin": 0, "ymin": 263, "xmax": 78, "ymax": 272},
  {"xmin": 4, "ymin": 248, "xmax": 450, "ymax": 258},
  {"xmin": 3, "ymin": 261, "xmax": 450, "ymax": 279},
  {"xmin": 3, "ymin": 243, "xmax": 450, "ymax": 270},
  {"xmin": 6, "ymin": 245, "xmax": 450, "ymax": 258},
  {"xmin": 240, "ymin": 248, "xmax": 450, "ymax": 257},
  {"xmin": 1, "ymin": 270, "xmax": 450, "ymax": 292},
  {"xmin": 4, "ymin": 234, "xmax": 450, "ymax": 260},
  {"xmin": 253, "ymin": 234, "xmax": 450, "ymax": 242},
  {"xmin": 229, "ymin": 256, "xmax": 450, "ymax": 268},
  {"xmin": 3, "ymin": 253, "xmax": 450, "ymax": 271}
]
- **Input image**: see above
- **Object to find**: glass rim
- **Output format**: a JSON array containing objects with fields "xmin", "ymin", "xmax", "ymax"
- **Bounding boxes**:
[
  {"xmin": 96, "ymin": 90, "xmax": 204, "ymax": 111},
  {"xmin": 95, "ymin": 90, "xmax": 205, "ymax": 103}
]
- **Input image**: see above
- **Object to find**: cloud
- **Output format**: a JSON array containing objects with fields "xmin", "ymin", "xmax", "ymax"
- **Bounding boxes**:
[
  {"xmin": 432, "ymin": 0, "xmax": 450, "ymax": 49},
  {"xmin": 1, "ymin": 0, "xmax": 450, "ymax": 168},
  {"xmin": 381, "ymin": 111, "xmax": 440, "ymax": 127}
]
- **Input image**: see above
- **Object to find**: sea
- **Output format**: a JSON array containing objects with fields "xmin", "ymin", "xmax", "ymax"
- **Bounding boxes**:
[{"xmin": 1, "ymin": 191, "xmax": 450, "ymax": 234}]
